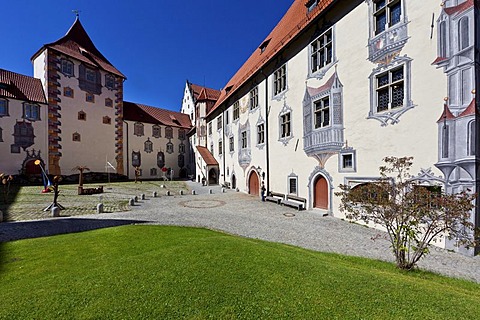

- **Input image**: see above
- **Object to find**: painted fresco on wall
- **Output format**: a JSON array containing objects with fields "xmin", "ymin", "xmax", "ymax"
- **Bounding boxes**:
[{"xmin": 12, "ymin": 121, "xmax": 35, "ymax": 153}]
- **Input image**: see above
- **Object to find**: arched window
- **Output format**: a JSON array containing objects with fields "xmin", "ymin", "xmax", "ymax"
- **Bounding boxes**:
[
  {"xmin": 459, "ymin": 17, "xmax": 469, "ymax": 51},
  {"xmin": 468, "ymin": 120, "xmax": 475, "ymax": 156},
  {"xmin": 439, "ymin": 21, "xmax": 447, "ymax": 57}
]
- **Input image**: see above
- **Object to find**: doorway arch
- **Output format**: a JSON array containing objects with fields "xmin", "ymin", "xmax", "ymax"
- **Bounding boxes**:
[
  {"xmin": 248, "ymin": 171, "xmax": 259, "ymax": 196},
  {"xmin": 24, "ymin": 159, "xmax": 42, "ymax": 175},
  {"xmin": 208, "ymin": 168, "xmax": 218, "ymax": 185},
  {"xmin": 313, "ymin": 175, "xmax": 329, "ymax": 209}
]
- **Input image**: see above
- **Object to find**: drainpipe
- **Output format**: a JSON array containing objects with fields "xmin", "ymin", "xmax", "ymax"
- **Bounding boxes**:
[
  {"xmin": 222, "ymin": 107, "xmax": 226, "ymax": 184},
  {"xmin": 260, "ymin": 69, "xmax": 270, "ymax": 194},
  {"xmin": 123, "ymin": 120, "xmax": 129, "ymax": 178}
]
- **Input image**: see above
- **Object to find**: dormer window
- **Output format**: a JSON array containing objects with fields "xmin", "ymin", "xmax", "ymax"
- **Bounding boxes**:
[
  {"xmin": 105, "ymin": 74, "xmax": 116, "ymax": 90},
  {"xmin": 61, "ymin": 59, "xmax": 74, "ymax": 77},
  {"xmin": 306, "ymin": 0, "xmax": 318, "ymax": 12},
  {"xmin": 259, "ymin": 39, "xmax": 271, "ymax": 53}
]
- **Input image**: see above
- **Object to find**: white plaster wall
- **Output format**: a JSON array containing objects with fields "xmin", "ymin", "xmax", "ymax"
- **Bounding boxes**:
[
  {"xmin": 33, "ymin": 50, "xmax": 47, "ymax": 93},
  {"xmin": 180, "ymin": 83, "xmax": 195, "ymax": 125},
  {"xmin": 0, "ymin": 99, "xmax": 48, "ymax": 175},
  {"xmin": 54, "ymin": 56, "xmax": 119, "ymax": 174}
]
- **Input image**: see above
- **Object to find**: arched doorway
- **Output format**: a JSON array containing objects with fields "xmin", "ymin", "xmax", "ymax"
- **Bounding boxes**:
[
  {"xmin": 208, "ymin": 168, "xmax": 218, "ymax": 185},
  {"xmin": 248, "ymin": 171, "xmax": 259, "ymax": 196},
  {"xmin": 313, "ymin": 175, "xmax": 328, "ymax": 210},
  {"xmin": 24, "ymin": 159, "xmax": 42, "ymax": 175},
  {"xmin": 179, "ymin": 168, "xmax": 187, "ymax": 179},
  {"xmin": 231, "ymin": 174, "xmax": 236, "ymax": 189}
]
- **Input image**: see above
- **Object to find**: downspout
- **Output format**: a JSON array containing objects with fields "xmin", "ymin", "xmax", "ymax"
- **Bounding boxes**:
[
  {"xmin": 123, "ymin": 120, "xmax": 129, "ymax": 178},
  {"xmin": 260, "ymin": 69, "xmax": 270, "ymax": 194},
  {"xmin": 222, "ymin": 107, "xmax": 226, "ymax": 184}
]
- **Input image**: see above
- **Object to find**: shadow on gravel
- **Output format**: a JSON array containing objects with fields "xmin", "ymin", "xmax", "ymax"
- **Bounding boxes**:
[{"xmin": 0, "ymin": 218, "xmax": 148, "ymax": 242}]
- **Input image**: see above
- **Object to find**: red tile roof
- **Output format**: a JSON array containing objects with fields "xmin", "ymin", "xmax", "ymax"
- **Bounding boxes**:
[
  {"xmin": 31, "ymin": 18, "xmax": 125, "ymax": 78},
  {"xmin": 437, "ymin": 104, "xmax": 457, "ymax": 122},
  {"xmin": 208, "ymin": 0, "xmax": 334, "ymax": 116},
  {"xmin": 124, "ymin": 101, "xmax": 192, "ymax": 129},
  {"xmin": 0, "ymin": 69, "xmax": 47, "ymax": 104},
  {"xmin": 444, "ymin": 0, "xmax": 473, "ymax": 16},
  {"xmin": 196, "ymin": 146, "xmax": 218, "ymax": 166},
  {"xmin": 431, "ymin": 56, "xmax": 447, "ymax": 65},
  {"xmin": 189, "ymin": 82, "xmax": 221, "ymax": 101}
]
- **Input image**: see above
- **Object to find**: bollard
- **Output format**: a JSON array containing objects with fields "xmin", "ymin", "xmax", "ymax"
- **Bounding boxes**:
[
  {"xmin": 96, "ymin": 203, "xmax": 104, "ymax": 214},
  {"xmin": 180, "ymin": 190, "xmax": 184, "ymax": 195},
  {"xmin": 209, "ymin": 189, "xmax": 213, "ymax": 194},
  {"xmin": 134, "ymin": 196, "xmax": 139, "ymax": 202},
  {"xmin": 51, "ymin": 206, "xmax": 60, "ymax": 217},
  {"xmin": 222, "ymin": 188, "xmax": 225, "ymax": 193},
  {"xmin": 161, "ymin": 185, "xmax": 165, "ymax": 188},
  {"xmin": 152, "ymin": 191, "xmax": 157, "ymax": 198},
  {"xmin": 191, "ymin": 190, "xmax": 196, "ymax": 195},
  {"xmin": 166, "ymin": 190, "xmax": 171, "ymax": 196},
  {"xmin": 141, "ymin": 194, "xmax": 146, "ymax": 200},
  {"xmin": 129, "ymin": 198, "xmax": 135, "ymax": 206}
]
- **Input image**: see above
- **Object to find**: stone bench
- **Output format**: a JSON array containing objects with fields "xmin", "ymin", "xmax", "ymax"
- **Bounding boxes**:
[
  {"xmin": 281, "ymin": 195, "xmax": 306, "ymax": 211},
  {"xmin": 265, "ymin": 192, "xmax": 284, "ymax": 204}
]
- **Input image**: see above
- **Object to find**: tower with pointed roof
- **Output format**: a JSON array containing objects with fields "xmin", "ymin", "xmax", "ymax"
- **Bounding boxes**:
[{"xmin": 31, "ymin": 17, "xmax": 126, "ymax": 175}]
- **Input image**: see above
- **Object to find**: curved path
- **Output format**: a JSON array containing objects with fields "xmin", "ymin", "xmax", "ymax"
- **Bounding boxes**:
[{"xmin": 1, "ymin": 182, "xmax": 479, "ymax": 283}]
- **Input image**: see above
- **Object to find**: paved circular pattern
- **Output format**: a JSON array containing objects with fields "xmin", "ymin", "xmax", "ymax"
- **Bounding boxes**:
[
  {"xmin": 283, "ymin": 213, "xmax": 296, "ymax": 217},
  {"xmin": 179, "ymin": 199, "xmax": 226, "ymax": 209}
]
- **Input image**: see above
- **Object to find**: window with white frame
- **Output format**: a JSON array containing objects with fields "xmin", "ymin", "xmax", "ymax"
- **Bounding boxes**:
[
  {"xmin": 218, "ymin": 140, "xmax": 223, "ymax": 155},
  {"xmin": 208, "ymin": 122, "xmax": 212, "ymax": 135},
  {"xmin": 273, "ymin": 64, "xmax": 287, "ymax": 96},
  {"xmin": 241, "ymin": 131, "xmax": 247, "ymax": 149},
  {"xmin": 373, "ymin": 0, "xmax": 402, "ymax": 35},
  {"xmin": 229, "ymin": 136, "xmax": 234, "ymax": 152},
  {"xmin": 338, "ymin": 148, "xmax": 357, "ymax": 173},
  {"xmin": 280, "ymin": 112, "xmax": 291, "ymax": 138},
  {"xmin": 144, "ymin": 138, "xmax": 153, "ymax": 153},
  {"xmin": 376, "ymin": 66, "xmax": 404, "ymax": 112},
  {"xmin": 134, "ymin": 122, "xmax": 144, "ymax": 136},
  {"xmin": 310, "ymin": 28, "xmax": 333, "ymax": 74},
  {"xmin": 439, "ymin": 21, "xmax": 447, "ymax": 58},
  {"xmin": 288, "ymin": 176, "xmax": 298, "ymax": 195},
  {"xmin": 217, "ymin": 116, "xmax": 222, "ymax": 130},
  {"xmin": 0, "ymin": 99, "xmax": 8, "ymax": 116},
  {"xmin": 105, "ymin": 74, "xmax": 116, "ymax": 90},
  {"xmin": 249, "ymin": 86, "xmax": 259, "ymax": 110},
  {"xmin": 314, "ymin": 97, "xmax": 330, "ymax": 129},
  {"xmin": 233, "ymin": 101, "xmax": 240, "ymax": 120},
  {"xmin": 61, "ymin": 59, "xmax": 74, "ymax": 76},
  {"xmin": 257, "ymin": 123, "xmax": 265, "ymax": 144},
  {"xmin": 166, "ymin": 142, "xmax": 174, "ymax": 154},
  {"xmin": 23, "ymin": 103, "xmax": 40, "ymax": 121}
]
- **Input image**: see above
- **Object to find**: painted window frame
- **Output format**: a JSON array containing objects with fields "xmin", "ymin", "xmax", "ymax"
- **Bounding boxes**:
[
  {"xmin": 144, "ymin": 138, "xmax": 153, "ymax": 153},
  {"xmin": 217, "ymin": 115, "xmax": 223, "ymax": 131},
  {"xmin": 287, "ymin": 173, "xmax": 298, "ymax": 195},
  {"xmin": 372, "ymin": 0, "xmax": 402, "ymax": 36},
  {"xmin": 165, "ymin": 126, "xmax": 173, "ymax": 139},
  {"xmin": 280, "ymin": 112, "xmax": 291, "ymax": 139},
  {"xmin": 458, "ymin": 16, "xmax": 470, "ymax": 52},
  {"xmin": 309, "ymin": 27, "xmax": 336, "ymax": 79},
  {"xmin": 166, "ymin": 142, "xmax": 174, "ymax": 154},
  {"xmin": 208, "ymin": 122, "xmax": 212, "ymax": 135},
  {"xmin": 218, "ymin": 139, "xmax": 223, "ymax": 156},
  {"xmin": 103, "ymin": 116, "xmax": 111, "ymax": 125},
  {"xmin": 150, "ymin": 168, "xmax": 158, "ymax": 176},
  {"xmin": 241, "ymin": 130, "xmax": 247, "ymax": 149},
  {"xmin": 105, "ymin": 98, "xmax": 113, "ymax": 107},
  {"xmin": 249, "ymin": 86, "xmax": 259, "ymax": 111},
  {"xmin": 78, "ymin": 110, "xmax": 86, "ymax": 121},
  {"xmin": 0, "ymin": 98, "xmax": 9, "ymax": 117},
  {"xmin": 61, "ymin": 59, "xmax": 74, "ymax": 77},
  {"xmin": 233, "ymin": 101, "xmax": 240, "ymax": 121},
  {"xmin": 229, "ymin": 135, "xmax": 234, "ymax": 153},
  {"xmin": 257, "ymin": 123, "xmax": 265, "ymax": 145},
  {"xmin": 152, "ymin": 125, "xmax": 161, "ymax": 138},
  {"xmin": 314, "ymin": 96, "xmax": 331, "ymax": 129},
  {"xmin": 105, "ymin": 74, "xmax": 116, "ymax": 90},
  {"xmin": 273, "ymin": 64, "xmax": 287, "ymax": 97},
  {"xmin": 179, "ymin": 143, "xmax": 186, "ymax": 154},
  {"xmin": 86, "ymin": 92, "xmax": 95, "ymax": 103},
  {"xmin": 134, "ymin": 122, "xmax": 144, "ymax": 137},
  {"xmin": 72, "ymin": 132, "xmax": 81, "ymax": 142},
  {"xmin": 178, "ymin": 129, "xmax": 186, "ymax": 140},
  {"xmin": 64, "ymin": 87, "xmax": 74, "ymax": 98},
  {"xmin": 338, "ymin": 148, "xmax": 357, "ymax": 173},
  {"xmin": 23, "ymin": 103, "xmax": 41, "ymax": 121},
  {"xmin": 468, "ymin": 120, "xmax": 475, "ymax": 156}
]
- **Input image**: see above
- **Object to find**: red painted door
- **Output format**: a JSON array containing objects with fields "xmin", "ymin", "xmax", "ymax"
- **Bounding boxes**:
[
  {"xmin": 314, "ymin": 175, "xmax": 328, "ymax": 209},
  {"xmin": 249, "ymin": 172, "xmax": 259, "ymax": 196}
]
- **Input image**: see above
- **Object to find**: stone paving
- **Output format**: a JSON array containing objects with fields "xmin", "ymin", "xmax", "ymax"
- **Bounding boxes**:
[{"xmin": 0, "ymin": 181, "xmax": 479, "ymax": 283}]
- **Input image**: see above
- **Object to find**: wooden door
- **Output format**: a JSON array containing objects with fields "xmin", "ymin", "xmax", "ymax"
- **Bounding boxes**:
[
  {"xmin": 314, "ymin": 175, "xmax": 328, "ymax": 209},
  {"xmin": 231, "ymin": 174, "xmax": 236, "ymax": 189},
  {"xmin": 249, "ymin": 172, "xmax": 259, "ymax": 196}
]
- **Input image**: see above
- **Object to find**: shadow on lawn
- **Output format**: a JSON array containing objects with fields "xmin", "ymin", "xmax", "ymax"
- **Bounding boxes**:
[{"xmin": 0, "ymin": 218, "xmax": 148, "ymax": 242}]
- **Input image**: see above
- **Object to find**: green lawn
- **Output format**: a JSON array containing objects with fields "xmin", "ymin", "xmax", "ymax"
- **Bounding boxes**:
[{"xmin": 0, "ymin": 226, "xmax": 478, "ymax": 319}]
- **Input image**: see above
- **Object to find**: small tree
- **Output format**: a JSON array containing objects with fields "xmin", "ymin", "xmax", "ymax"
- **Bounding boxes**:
[{"xmin": 336, "ymin": 156, "xmax": 477, "ymax": 270}]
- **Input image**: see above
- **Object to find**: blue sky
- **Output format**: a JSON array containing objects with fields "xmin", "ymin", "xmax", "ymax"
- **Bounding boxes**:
[{"xmin": 1, "ymin": 0, "xmax": 294, "ymax": 111}]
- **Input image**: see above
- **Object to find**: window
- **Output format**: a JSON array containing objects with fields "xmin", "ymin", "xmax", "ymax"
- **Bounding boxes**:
[
  {"xmin": 233, "ymin": 101, "xmax": 240, "ymax": 120},
  {"xmin": 72, "ymin": 132, "xmax": 81, "ymax": 142},
  {"xmin": 178, "ymin": 129, "xmax": 186, "ymax": 140},
  {"xmin": 461, "ymin": 69, "xmax": 471, "ymax": 105},
  {"xmin": 338, "ymin": 148, "xmax": 357, "ymax": 173},
  {"xmin": 257, "ymin": 123, "xmax": 265, "ymax": 144},
  {"xmin": 132, "ymin": 151, "xmax": 141, "ymax": 167},
  {"xmin": 144, "ymin": 138, "xmax": 153, "ymax": 153},
  {"xmin": 179, "ymin": 143, "xmax": 186, "ymax": 154},
  {"xmin": 376, "ymin": 66, "xmax": 404, "ymax": 112},
  {"xmin": 166, "ymin": 142, "xmax": 174, "ymax": 154},
  {"xmin": 342, "ymin": 154, "xmax": 353, "ymax": 169},
  {"xmin": 280, "ymin": 112, "xmax": 291, "ymax": 138},
  {"xmin": 273, "ymin": 64, "xmax": 287, "ymax": 96},
  {"xmin": 311, "ymin": 28, "xmax": 333, "ymax": 73},
  {"xmin": 86, "ymin": 93, "xmax": 95, "ymax": 103},
  {"xmin": 373, "ymin": 0, "xmax": 401, "ymax": 35},
  {"xmin": 105, "ymin": 98, "xmax": 113, "ymax": 107},
  {"xmin": 468, "ymin": 121, "xmax": 475, "ymax": 156},
  {"xmin": 150, "ymin": 168, "xmax": 157, "ymax": 176},
  {"xmin": 208, "ymin": 123, "xmax": 212, "ymax": 135},
  {"xmin": 0, "ymin": 99, "xmax": 8, "ymax": 116},
  {"xmin": 64, "ymin": 87, "xmax": 74, "ymax": 98},
  {"xmin": 165, "ymin": 126, "xmax": 173, "ymax": 139},
  {"xmin": 0, "ymin": 127, "xmax": 2, "ymax": 142},
  {"xmin": 152, "ymin": 125, "xmax": 161, "ymax": 138},
  {"xmin": 79, "ymin": 65, "xmax": 101, "ymax": 94},
  {"xmin": 439, "ymin": 21, "xmax": 447, "ymax": 58},
  {"xmin": 249, "ymin": 86, "xmax": 259, "ymax": 110},
  {"xmin": 103, "ymin": 116, "xmax": 111, "ymax": 124},
  {"xmin": 61, "ymin": 59, "xmax": 74, "ymax": 76},
  {"xmin": 105, "ymin": 74, "xmax": 116, "ymax": 90},
  {"xmin": 218, "ymin": 140, "xmax": 223, "ymax": 155},
  {"xmin": 210, "ymin": 143, "xmax": 214, "ymax": 154},
  {"xmin": 306, "ymin": 0, "xmax": 318, "ymax": 12},
  {"xmin": 24, "ymin": 103, "xmax": 40, "ymax": 121},
  {"xmin": 314, "ymin": 97, "xmax": 330, "ymax": 128},
  {"xmin": 134, "ymin": 122, "xmax": 144, "ymax": 136},
  {"xmin": 178, "ymin": 154, "xmax": 185, "ymax": 168},
  {"xmin": 157, "ymin": 152, "xmax": 165, "ymax": 168},
  {"xmin": 217, "ymin": 116, "xmax": 222, "ymax": 130},
  {"xmin": 241, "ymin": 131, "xmax": 247, "ymax": 149},
  {"xmin": 442, "ymin": 125, "xmax": 449, "ymax": 159},
  {"xmin": 86, "ymin": 68, "xmax": 96, "ymax": 82},
  {"xmin": 229, "ymin": 136, "xmax": 234, "ymax": 152},
  {"xmin": 288, "ymin": 177, "xmax": 298, "ymax": 195},
  {"xmin": 78, "ymin": 111, "xmax": 86, "ymax": 121},
  {"xmin": 459, "ymin": 17, "xmax": 469, "ymax": 51}
]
